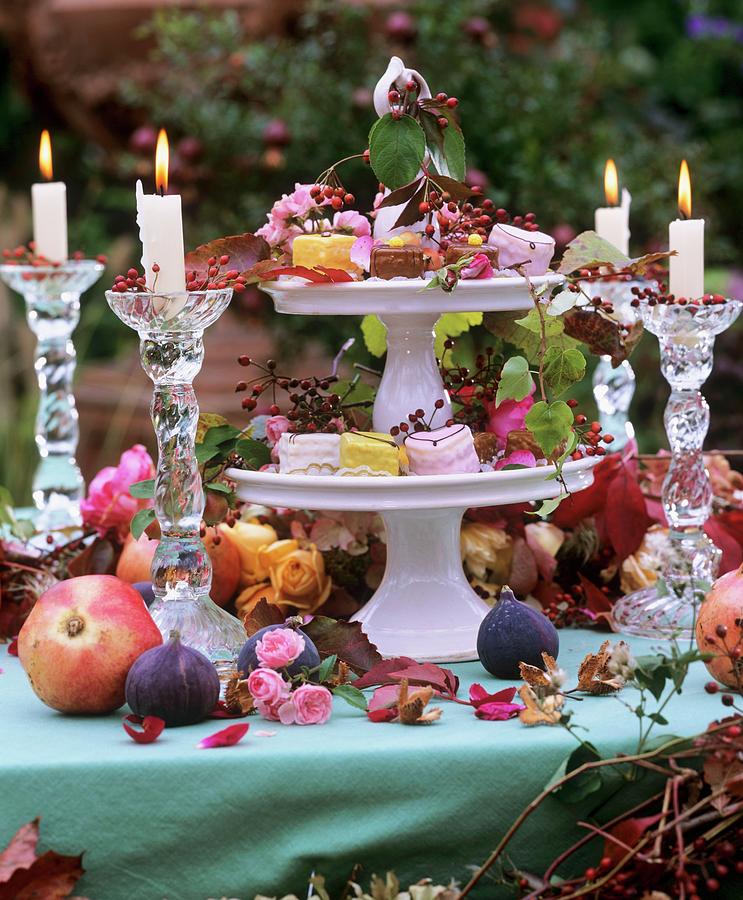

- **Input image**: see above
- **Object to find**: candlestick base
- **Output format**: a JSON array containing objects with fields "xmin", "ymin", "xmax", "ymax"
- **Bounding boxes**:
[{"xmin": 0, "ymin": 260, "xmax": 104, "ymax": 528}]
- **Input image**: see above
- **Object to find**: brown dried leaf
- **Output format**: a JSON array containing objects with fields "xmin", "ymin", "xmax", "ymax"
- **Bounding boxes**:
[
  {"xmin": 242, "ymin": 598, "xmax": 284, "ymax": 637},
  {"xmin": 518, "ymin": 684, "xmax": 564, "ymax": 726},
  {"xmin": 576, "ymin": 640, "xmax": 624, "ymax": 694},
  {"xmin": 396, "ymin": 680, "xmax": 442, "ymax": 725},
  {"xmin": 224, "ymin": 677, "xmax": 254, "ymax": 716},
  {"xmin": 0, "ymin": 819, "xmax": 39, "ymax": 881},
  {"xmin": 519, "ymin": 651, "xmax": 559, "ymax": 689},
  {"xmin": 184, "ymin": 233, "xmax": 271, "ymax": 280},
  {"xmin": 563, "ymin": 308, "xmax": 643, "ymax": 366}
]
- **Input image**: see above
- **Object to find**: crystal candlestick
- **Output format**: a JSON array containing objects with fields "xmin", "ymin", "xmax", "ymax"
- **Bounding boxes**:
[
  {"xmin": 613, "ymin": 298, "xmax": 741, "ymax": 638},
  {"xmin": 105, "ymin": 288, "xmax": 246, "ymax": 676},
  {"xmin": 0, "ymin": 260, "xmax": 103, "ymax": 530}
]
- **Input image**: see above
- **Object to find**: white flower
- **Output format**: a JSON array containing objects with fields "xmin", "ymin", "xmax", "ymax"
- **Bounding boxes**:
[
  {"xmin": 607, "ymin": 641, "xmax": 636, "ymax": 682},
  {"xmin": 373, "ymin": 56, "xmax": 431, "ymax": 118}
]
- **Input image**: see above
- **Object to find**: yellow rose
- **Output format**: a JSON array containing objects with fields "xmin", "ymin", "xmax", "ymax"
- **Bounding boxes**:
[
  {"xmin": 258, "ymin": 539, "xmax": 299, "ymax": 571},
  {"xmin": 220, "ymin": 521, "xmax": 279, "ymax": 587},
  {"xmin": 234, "ymin": 582, "xmax": 289, "ymax": 621},
  {"xmin": 460, "ymin": 523, "xmax": 512, "ymax": 583},
  {"xmin": 270, "ymin": 545, "xmax": 332, "ymax": 613},
  {"xmin": 620, "ymin": 525, "xmax": 670, "ymax": 594}
]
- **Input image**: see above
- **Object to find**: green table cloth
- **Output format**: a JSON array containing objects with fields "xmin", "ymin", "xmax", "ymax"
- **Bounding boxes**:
[{"xmin": 0, "ymin": 629, "xmax": 728, "ymax": 899}]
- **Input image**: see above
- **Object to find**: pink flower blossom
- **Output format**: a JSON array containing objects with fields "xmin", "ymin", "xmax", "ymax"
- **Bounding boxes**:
[
  {"xmin": 256, "ymin": 183, "xmax": 327, "ymax": 250},
  {"xmin": 469, "ymin": 684, "xmax": 524, "ymax": 720},
  {"xmin": 292, "ymin": 683, "xmax": 333, "ymax": 725},
  {"xmin": 255, "ymin": 627, "xmax": 306, "ymax": 669},
  {"xmin": 332, "ymin": 210, "xmax": 371, "ymax": 237},
  {"xmin": 461, "ymin": 252, "xmax": 494, "ymax": 280},
  {"xmin": 247, "ymin": 668, "xmax": 291, "ymax": 707},
  {"xmin": 495, "ymin": 450, "xmax": 537, "ymax": 470},
  {"xmin": 80, "ymin": 443, "xmax": 155, "ymax": 539},
  {"xmin": 350, "ymin": 235, "xmax": 377, "ymax": 271},
  {"xmin": 486, "ymin": 383, "xmax": 536, "ymax": 450},
  {"xmin": 265, "ymin": 415, "xmax": 291, "ymax": 447},
  {"xmin": 256, "ymin": 699, "xmax": 283, "ymax": 721}
]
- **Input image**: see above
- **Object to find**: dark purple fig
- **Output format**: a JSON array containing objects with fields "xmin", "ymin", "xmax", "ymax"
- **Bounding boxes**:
[
  {"xmin": 125, "ymin": 631, "xmax": 219, "ymax": 726},
  {"xmin": 477, "ymin": 585, "xmax": 559, "ymax": 678},
  {"xmin": 133, "ymin": 581, "xmax": 155, "ymax": 607},
  {"xmin": 237, "ymin": 623, "xmax": 320, "ymax": 679}
]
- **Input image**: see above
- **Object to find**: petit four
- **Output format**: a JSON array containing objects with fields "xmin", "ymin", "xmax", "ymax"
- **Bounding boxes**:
[
  {"xmin": 292, "ymin": 234, "xmax": 362, "ymax": 275},
  {"xmin": 473, "ymin": 431, "xmax": 499, "ymax": 465},
  {"xmin": 339, "ymin": 431, "xmax": 400, "ymax": 476},
  {"xmin": 487, "ymin": 224, "xmax": 555, "ymax": 275},
  {"xmin": 405, "ymin": 424, "xmax": 481, "ymax": 475},
  {"xmin": 505, "ymin": 428, "xmax": 565, "ymax": 462},
  {"xmin": 445, "ymin": 233, "xmax": 498, "ymax": 267},
  {"xmin": 370, "ymin": 236, "xmax": 425, "ymax": 279},
  {"xmin": 278, "ymin": 432, "xmax": 341, "ymax": 475}
]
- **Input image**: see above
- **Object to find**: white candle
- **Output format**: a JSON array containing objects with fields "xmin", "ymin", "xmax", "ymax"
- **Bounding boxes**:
[
  {"xmin": 669, "ymin": 160, "xmax": 704, "ymax": 300},
  {"xmin": 135, "ymin": 129, "xmax": 186, "ymax": 294},
  {"xmin": 594, "ymin": 159, "xmax": 630, "ymax": 256},
  {"xmin": 31, "ymin": 130, "xmax": 68, "ymax": 263}
]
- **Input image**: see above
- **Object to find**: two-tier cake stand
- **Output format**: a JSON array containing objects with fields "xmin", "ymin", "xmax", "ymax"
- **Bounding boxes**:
[{"xmin": 229, "ymin": 275, "xmax": 598, "ymax": 662}]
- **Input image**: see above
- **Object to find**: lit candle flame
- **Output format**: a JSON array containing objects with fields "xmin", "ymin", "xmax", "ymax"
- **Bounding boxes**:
[
  {"xmin": 39, "ymin": 130, "xmax": 53, "ymax": 181},
  {"xmin": 678, "ymin": 159, "xmax": 692, "ymax": 219},
  {"xmin": 155, "ymin": 128, "xmax": 169, "ymax": 194},
  {"xmin": 604, "ymin": 158, "xmax": 618, "ymax": 206}
]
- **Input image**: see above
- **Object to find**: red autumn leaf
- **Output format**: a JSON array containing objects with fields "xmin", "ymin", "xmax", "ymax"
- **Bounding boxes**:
[
  {"xmin": 0, "ymin": 818, "xmax": 85, "ymax": 900},
  {"xmin": 605, "ymin": 461, "xmax": 653, "ymax": 562},
  {"xmin": 122, "ymin": 714, "xmax": 165, "ymax": 744},
  {"xmin": 351, "ymin": 656, "xmax": 418, "ymax": 689},
  {"xmin": 579, "ymin": 574, "xmax": 614, "ymax": 615},
  {"xmin": 387, "ymin": 662, "xmax": 460, "ymax": 698},
  {"xmin": 314, "ymin": 266, "xmax": 354, "ymax": 282},
  {"xmin": 706, "ymin": 513, "xmax": 743, "ymax": 575},
  {"xmin": 367, "ymin": 684, "xmax": 401, "ymax": 712},
  {"xmin": 66, "ymin": 537, "xmax": 116, "ymax": 578},
  {"xmin": 257, "ymin": 265, "xmax": 353, "ymax": 284},
  {"xmin": 469, "ymin": 684, "xmax": 524, "ymax": 720},
  {"xmin": 552, "ymin": 455, "xmax": 622, "ymax": 529},
  {"xmin": 602, "ymin": 814, "xmax": 663, "ymax": 866},
  {"xmin": 7, "ymin": 637, "xmax": 18, "ymax": 657},
  {"xmin": 302, "ymin": 616, "xmax": 382, "ymax": 676},
  {"xmin": 184, "ymin": 233, "xmax": 270, "ymax": 280},
  {"xmin": 197, "ymin": 723, "xmax": 249, "ymax": 749}
]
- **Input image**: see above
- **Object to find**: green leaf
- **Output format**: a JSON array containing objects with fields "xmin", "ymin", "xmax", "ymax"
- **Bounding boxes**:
[
  {"xmin": 542, "ymin": 347, "xmax": 587, "ymax": 397},
  {"xmin": 514, "ymin": 308, "xmax": 566, "ymax": 337},
  {"xmin": 235, "ymin": 438, "xmax": 271, "ymax": 470},
  {"xmin": 195, "ymin": 444, "xmax": 221, "ymax": 465},
  {"xmin": 205, "ymin": 481, "xmax": 232, "ymax": 494},
  {"xmin": 525, "ymin": 400, "xmax": 574, "ymax": 457},
  {"xmin": 131, "ymin": 507, "xmax": 156, "ymax": 541},
  {"xmin": 129, "ymin": 478, "xmax": 155, "ymax": 499},
  {"xmin": 529, "ymin": 494, "xmax": 567, "ymax": 518},
  {"xmin": 484, "ymin": 310, "xmax": 581, "ymax": 364},
  {"xmin": 546, "ymin": 289, "xmax": 579, "ymax": 317},
  {"xmin": 368, "ymin": 113, "xmax": 426, "ymax": 190},
  {"xmin": 546, "ymin": 742, "xmax": 603, "ymax": 803},
  {"xmin": 200, "ymin": 423, "xmax": 242, "ymax": 448},
  {"xmin": 442, "ymin": 124, "xmax": 466, "ymax": 181},
  {"xmin": 434, "ymin": 312, "xmax": 482, "ymax": 357},
  {"xmin": 495, "ymin": 356, "xmax": 534, "ymax": 407},
  {"xmin": 361, "ymin": 314, "xmax": 387, "ymax": 357},
  {"xmin": 332, "ymin": 683, "xmax": 368, "ymax": 712},
  {"xmin": 558, "ymin": 230, "xmax": 631, "ymax": 275},
  {"xmin": 318, "ymin": 654, "xmax": 338, "ymax": 683}
]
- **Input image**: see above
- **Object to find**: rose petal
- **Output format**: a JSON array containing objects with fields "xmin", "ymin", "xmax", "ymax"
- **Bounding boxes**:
[
  {"xmin": 122, "ymin": 714, "xmax": 165, "ymax": 744},
  {"xmin": 7, "ymin": 637, "xmax": 18, "ymax": 656},
  {"xmin": 256, "ymin": 730, "xmax": 277, "ymax": 737},
  {"xmin": 474, "ymin": 701, "xmax": 524, "ymax": 721},
  {"xmin": 469, "ymin": 684, "xmax": 518, "ymax": 707},
  {"xmin": 367, "ymin": 707, "xmax": 398, "ymax": 723},
  {"xmin": 197, "ymin": 723, "xmax": 250, "ymax": 749}
]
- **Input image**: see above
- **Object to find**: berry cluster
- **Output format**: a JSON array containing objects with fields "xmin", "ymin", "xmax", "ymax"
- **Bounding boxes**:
[
  {"xmin": 390, "ymin": 399, "xmax": 449, "ymax": 437},
  {"xmin": 308, "ymin": 182, "xmax": 356, "ymax": 213},
  {"xmin": 543, "ymin": 584, "xmax": 605, "ymax": 627},
  {"xmin": 236, "ymin": 356, "xmax": 350, "ymax": 433},
  {"xmin": 439, "ymin": 340, "xmax": 503, "ymax": 430},
  {"xmin": 566, "ymin": 400, "xmax": 614, "ymax": 459},
  {"xmin": 110, "ymin": 254, "xmax": 247, "ymax": 294},
  {"xmin": 630, "ymin": 285, "xmax": 729, "ymax": 308},
  {"xmin": 438, "ymin": 203, "xmax": 540, "ymax": 250},
  {"xmin": 2, "ymin": 243, "xmax": 106, "ymax": 267}
]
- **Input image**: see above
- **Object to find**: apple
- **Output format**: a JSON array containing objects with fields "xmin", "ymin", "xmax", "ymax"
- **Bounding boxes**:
[{"xmin": 18, "ymin": 575, "xmax": 162, "ymax": 714}]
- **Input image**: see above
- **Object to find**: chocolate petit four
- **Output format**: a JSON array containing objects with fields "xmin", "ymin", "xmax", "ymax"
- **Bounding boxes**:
[
  {"xmin": 292, "ymin": 233, "xmax": 362, "ymax": 276},
  {"xmin": 505, "ymin": 428, "xmax": 565, "ymax": 462},
  {"xmin": 405, "ymin": 424, "xmax": 481, "ymax": 476},
  {"xmin": 444, "ymin": 233, "xmax": 498, "ymax": 267},
  {"xmin": 473, "ymin": 431, "xmax": 500, "ymax": 465},
  {"xmin": 370, "ymin": 236, "xmax": 425, "ymax": 279}
]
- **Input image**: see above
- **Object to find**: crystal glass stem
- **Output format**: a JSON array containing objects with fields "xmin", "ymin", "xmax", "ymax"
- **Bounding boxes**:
[
  {"xmin": 592, "ymin": 356, "xmax": 635, "ymax": 451},
  {"xmin": 613, "ymin": 299, "xmax": 741, "ymax": 637},
  {"xmin": 0, "ymin": 261, "xmax": 103, "ymax": 530}
]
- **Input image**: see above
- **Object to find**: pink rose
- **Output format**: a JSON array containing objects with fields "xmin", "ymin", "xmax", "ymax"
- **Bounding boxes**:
[
  {"xmin": 495, "ymin": 450, "xmax": 537, "ymax": 470},
  {"xmin": 461, "ymin": 252, "xmax": 494, "ymax": 280},
  {"xmin": 255, "ymin": 627, "xmax": 306, "ymax": 669},
  {"xmin": 486, "ymin": 384, "xmax": 536, "ymax": 450},
  {"xmin": 292, "ymin": 683, "xmax": 333, "ymax": 725},
  {"xmin": 265, "ymin": 415, "xmax": 291, "ymax": 447},
  {"xmin": 247, "ymin": 667, "xmax": 291, "ymax": 707},
  {"xmin": 332, "ymin": 210, "xmax": 371, "ymax": 237},
  {"xmin": 80, "ymin": 443, "xmax": 155, "ymax": 539}
]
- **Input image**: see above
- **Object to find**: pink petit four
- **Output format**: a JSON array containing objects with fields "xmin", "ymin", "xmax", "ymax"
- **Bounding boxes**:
[
  {"xmin": 404, "ymin": 424, "xmax": 481, "ymax": 475},
  {"xmin": 487, "ymin": 223, "xmax": 555, "ymax": 275}
]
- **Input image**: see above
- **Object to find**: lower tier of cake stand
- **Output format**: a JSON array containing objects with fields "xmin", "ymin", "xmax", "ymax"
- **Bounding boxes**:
[{"xmin": 227, "ymin": 458, "xmax": 597, "ymax": 661}]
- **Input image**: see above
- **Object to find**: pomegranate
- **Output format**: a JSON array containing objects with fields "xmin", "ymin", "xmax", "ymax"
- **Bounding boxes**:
[{"xmin": 696, "ymin": 564, "xmax": 743, "ymax": 689}]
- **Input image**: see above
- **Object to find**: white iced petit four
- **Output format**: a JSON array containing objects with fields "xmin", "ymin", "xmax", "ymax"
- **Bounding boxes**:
[
  {"xmin": 487, "ymin": 223, "xmax": 555, "ymax": 275},
  {"xmin": 404, "ymin": 424, "xmax": 480, "ymax": 475},
  {"xmin": 278, "ymin": 432, "xmax": 341, "ymax": 475}
]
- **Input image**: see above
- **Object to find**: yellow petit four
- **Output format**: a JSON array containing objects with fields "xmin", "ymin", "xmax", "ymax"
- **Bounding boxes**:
[
  {"xmin": 292, "ymin": 234, "xmax": 362, "ymax": 275},
  {"xmin": 339, "ymin": 431, "xmax": 400, "ymax": 476}
]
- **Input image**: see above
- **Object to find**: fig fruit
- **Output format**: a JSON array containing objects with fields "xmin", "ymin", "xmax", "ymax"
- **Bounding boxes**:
[
  {"xmin": 237, "ymin": 623, "xmax": 320, "ymax": 679},
  {"xmin": 477, "ymin": 585, "xmax": 559, "ymax": 678}
]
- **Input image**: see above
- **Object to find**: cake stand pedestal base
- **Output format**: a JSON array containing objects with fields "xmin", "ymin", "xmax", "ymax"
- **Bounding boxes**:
[{"xmin": 351, "ymin": 507, "xmax": 489, "ymax": 661}]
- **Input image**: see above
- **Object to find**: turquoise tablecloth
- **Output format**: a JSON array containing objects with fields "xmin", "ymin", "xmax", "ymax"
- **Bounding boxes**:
[{"xmin": 0, "ymin": 629, "xmax": 730, "ymax": 899}]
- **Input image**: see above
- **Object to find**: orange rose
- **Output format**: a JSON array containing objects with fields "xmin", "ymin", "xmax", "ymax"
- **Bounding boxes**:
[
  {"xmin": 220, "ymin": 521, "xmax": 279, "ymax": 587},
  {"xmin": 269, "ymin": 545, "xmax": 332, "ymax": 613}
]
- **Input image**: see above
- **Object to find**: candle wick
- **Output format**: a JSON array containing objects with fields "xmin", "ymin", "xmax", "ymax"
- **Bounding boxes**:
[{"xmin": 158, "ymin": 185, "xmax": 164, "ymax": 198}]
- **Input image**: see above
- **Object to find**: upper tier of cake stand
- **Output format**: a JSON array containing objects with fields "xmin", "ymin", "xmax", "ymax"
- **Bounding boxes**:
[
  {"xmin": 227, "ymin": 456, "xmax": 597, "ymax": 512},
  {"xmin": 261, "ymin": 273, "xmax": 564, "ymax": 316}
]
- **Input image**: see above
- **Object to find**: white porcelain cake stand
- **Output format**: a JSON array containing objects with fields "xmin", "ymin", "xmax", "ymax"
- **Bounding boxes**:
[
  {"xmin": 228, "ymin": 458, "xmax": 597, "ymax": 661},
  {"xmin": 262, "ymin": 274, "xmax": 563, "ymax": 434}
]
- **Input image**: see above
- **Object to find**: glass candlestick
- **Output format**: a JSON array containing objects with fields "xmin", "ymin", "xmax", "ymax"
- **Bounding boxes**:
[
  {"xmin": 613, "ymin": 298, "xmax": 741, "ymax": 638},
  {"xmin": 0, "ymin": 260, "xmax": 104, "ymax": 531},
  {"xmin": 105, "ymin": 287, "xmax": 246, "ymax": 677}
]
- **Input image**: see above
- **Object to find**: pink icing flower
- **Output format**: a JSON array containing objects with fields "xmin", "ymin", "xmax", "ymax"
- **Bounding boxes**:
[
  {"xmin": 247, "ymin": 668, "xmax": 291, "ymax": 708},
  {"xmin": 486, "ymin": 383, "xmax": 536, "ymax": 450},
  {"xmin": 80, "ymin": 443, "xmax": 155, "ymax": 539},
  {"xmin": 461, "ymin": 252, "xmax": 494, "ymax": 280},
  {"xmin": 292, "ymin": 683, "xmax": 333, "ymax": 725},
  {"xmin": 495, "ymin": 450, "xmax": 537, "ymax": 470},
  {"xmin": 265, "ymin": 415, "xmax": 291, "ymax": 447},
  {"xmin": 332, "ymin": 210, "xmax": 371, "ymax": 237},
  {"xmin": 255, "ymin": 627, "xmax": 306, "ymax": 669}
]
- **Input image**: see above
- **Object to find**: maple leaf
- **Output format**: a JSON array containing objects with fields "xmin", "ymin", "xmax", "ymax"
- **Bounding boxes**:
[
  {"xmin": 518, "ymin": 684, "xmax": 564, "ymax": 726},
  {"xmin": 0, "ymin": 818, "xmax": 85, "ymax": 899},
  {"xmin": 576, "ymin": 640, "xmax": 626, "ymax": 694}
]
